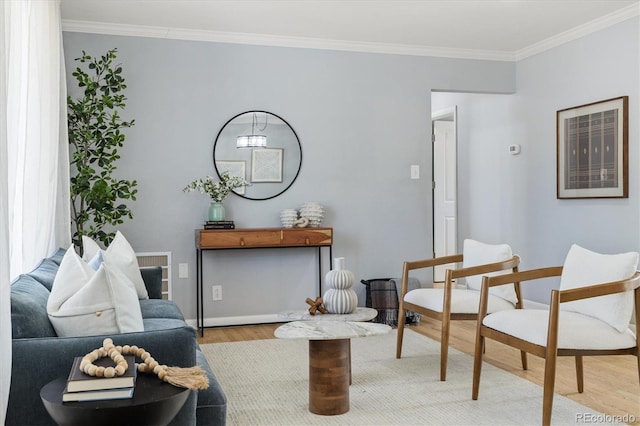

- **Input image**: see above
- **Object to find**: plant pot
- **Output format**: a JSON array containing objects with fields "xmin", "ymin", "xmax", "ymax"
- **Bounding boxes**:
[{"xmin": 208, "ymin": 202, "xmax": 226, "ymax": 221}]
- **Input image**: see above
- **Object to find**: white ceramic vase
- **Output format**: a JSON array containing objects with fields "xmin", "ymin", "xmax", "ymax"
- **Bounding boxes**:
[{"xmin": 323, "ymin": 257, "xmax": 357, "ymax": 314}]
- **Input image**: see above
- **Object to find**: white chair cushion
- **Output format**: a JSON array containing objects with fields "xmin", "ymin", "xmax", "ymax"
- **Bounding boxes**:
[
  {"xmin": 47, "ymin": 247, "xmax": 144, "ymax": 337},
  {"xmin": 404, "ymin": 288, "xmax": 515, "ymax": 314},
  {"xmin": 560, "ymin": 244, "xmax": 638, "ymax": 333},
  {"xmin": 483, "ymin": 309, "xmax": 636, "ymax": 350},
  {"xmin": 462, "ymin": 239, "xmax": 517, "ymax": 305},
  {"xmin": 82, "ymin": 231, "xmax": 149, "ymax": 300}
]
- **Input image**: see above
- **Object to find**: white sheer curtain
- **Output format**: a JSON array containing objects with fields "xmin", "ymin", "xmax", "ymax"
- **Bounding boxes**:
[
  {"xmin": 1, "ymin": 0, "xmax": 70, "ymax": 421},
  {"xmin": 0, "ymin": 4, "xmax": 11, "ymax": 423}
]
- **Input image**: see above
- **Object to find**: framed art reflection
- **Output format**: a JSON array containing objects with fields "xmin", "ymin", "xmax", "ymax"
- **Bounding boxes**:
[{"xmin": 251, "ymin": 148, "xmax": 283, "ymax": 183}]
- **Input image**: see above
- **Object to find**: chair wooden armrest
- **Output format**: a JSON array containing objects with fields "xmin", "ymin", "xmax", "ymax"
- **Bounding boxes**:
[
  {"xmin": 400, "ymin": 254, "xmax": 521, "ymax": 296},
  {"xmin": 556, "ymin": 272, "xmax": 640, "ymax": 303},
  {"xmin": 481, "ymin": 266, "xmax": 563, "ymax": 288},
  {"xmin": 399, "ymin": 254, "xmax": 463, "ymax": 296},
  {"xmin": 478, "ymin": 266, "xmax": 562, "ymax": 317},
  {"xmin": 449, "ymin": 255, "xmax": 521, "ymax": 280}
]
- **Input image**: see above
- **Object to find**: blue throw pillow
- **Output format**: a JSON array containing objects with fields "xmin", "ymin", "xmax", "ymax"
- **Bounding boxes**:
[
  {"xmin": 11, "ymin": 275, "xmax": 57, "ymax": 338},
  {"xmin": 27, "ymin": 258, "xmax": 59, "ymax": 291}
]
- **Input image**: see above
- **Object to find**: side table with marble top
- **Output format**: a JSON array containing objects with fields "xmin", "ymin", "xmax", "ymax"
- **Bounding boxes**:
[
  {"xmin": 277, "ymin": 306, "xmax": 378, "ymax": 322},
  {"xmin": 274, "ymin": 320, "xmax": 391, "ymax": 416},
  {"xmin": 277, "ymin": 307, "xmax": 379, "ymax": 387}
]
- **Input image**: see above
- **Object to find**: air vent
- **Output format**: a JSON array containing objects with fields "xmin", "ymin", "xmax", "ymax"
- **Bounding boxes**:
[{"xmin": 136, "ymin": 252, "xmax": 172, "ymax": 300}]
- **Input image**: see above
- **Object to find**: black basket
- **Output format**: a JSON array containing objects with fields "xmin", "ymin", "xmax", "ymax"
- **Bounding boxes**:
[{"xmin": 360, "ymin": 278, "xmax": 420, "ymax": 327}]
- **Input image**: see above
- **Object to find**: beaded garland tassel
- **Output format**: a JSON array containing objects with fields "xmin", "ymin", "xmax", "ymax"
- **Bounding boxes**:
[{"xmin": 81, "ymin": 338, "xmax": 209, "ymax": 390}]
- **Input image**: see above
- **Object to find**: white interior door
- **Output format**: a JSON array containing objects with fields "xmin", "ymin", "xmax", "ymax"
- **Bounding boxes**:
[{"xmin": 432, "ymin": 110, "xmax": 457, "ymax": 282}]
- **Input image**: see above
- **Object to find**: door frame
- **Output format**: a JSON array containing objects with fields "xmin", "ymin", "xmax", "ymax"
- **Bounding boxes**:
[{"xmin": 431, "ymin": 106, "xmax": 458, "ymax": 282}]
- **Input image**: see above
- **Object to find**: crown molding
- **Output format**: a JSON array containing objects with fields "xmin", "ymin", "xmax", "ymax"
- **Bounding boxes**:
[
  {"xmin": 516, "ymin": 3, "xmax": 639, "ymax": 61},
  {"xmin": 62, "ymin": 3, "xmax": 639, "ymax": 63},
  {"xmin": 61, "ymin": 19, "xmax": 515, "ymax": 61}
]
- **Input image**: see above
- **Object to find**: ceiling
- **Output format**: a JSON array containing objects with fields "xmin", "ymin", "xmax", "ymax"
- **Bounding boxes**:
[{"xmin": 59, "ymin": 0, "xmax": 640, "ymax": 60}]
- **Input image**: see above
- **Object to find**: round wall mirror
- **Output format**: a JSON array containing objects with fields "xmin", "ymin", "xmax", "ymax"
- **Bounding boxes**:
[{"xmin": 213, "ymin": 111, "xmax": 302, "ymax": 200}]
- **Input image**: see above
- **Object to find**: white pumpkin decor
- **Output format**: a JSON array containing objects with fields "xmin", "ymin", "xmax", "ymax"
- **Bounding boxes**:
[{"xmin": 323, "ymin": 257, "xmax": 357, "ymax": 314}]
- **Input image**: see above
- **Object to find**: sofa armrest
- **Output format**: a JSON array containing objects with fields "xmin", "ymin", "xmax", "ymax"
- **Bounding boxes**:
[
  {"xmin": 140, "ymin": 266, "xmax": 163, "ymax": 299},
  {"xmin": 7, "ymin": 325, "xmax": 197, "ymax": 426}
]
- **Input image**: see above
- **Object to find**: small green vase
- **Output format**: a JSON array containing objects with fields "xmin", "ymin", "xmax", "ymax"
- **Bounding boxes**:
[{"xmin": 208, "ymin": 202, "xmax": 225, "ymax": 221}]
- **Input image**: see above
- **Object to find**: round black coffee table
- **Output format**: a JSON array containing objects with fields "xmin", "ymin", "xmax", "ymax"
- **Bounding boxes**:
[{"xmin": 40, "ymin": 373, "xmax": 191, "ymax": 426}]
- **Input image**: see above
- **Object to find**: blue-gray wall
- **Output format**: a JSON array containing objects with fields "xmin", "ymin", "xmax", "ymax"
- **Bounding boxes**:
[
  {"xmin": 63, "ymin": 15, "xmax": 637, "ymax": 324},
  {"xmin": 433, "ymin": 16, "xmax": 640, "ymax": 303}
]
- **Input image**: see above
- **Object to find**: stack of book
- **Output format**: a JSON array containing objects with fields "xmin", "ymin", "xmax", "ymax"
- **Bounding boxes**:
[
  {"xmin": 204, "ymin": 220, "xmax": 235, "ymax": 229},
  {"xmin": 62, "ymin": 355, "xmax": 137, "ymax": 402}
]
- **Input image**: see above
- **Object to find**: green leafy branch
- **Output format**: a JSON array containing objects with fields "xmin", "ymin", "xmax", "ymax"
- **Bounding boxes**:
[
  {"xmin": 68, "ymin": 48, "xmax": 137, "ymax": 255},
  {"xmin": 183, "ymin": 172, "xmax": 249, "ymax": 203}
]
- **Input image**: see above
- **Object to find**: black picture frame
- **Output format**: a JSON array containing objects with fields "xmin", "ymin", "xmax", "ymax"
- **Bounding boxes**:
[{"xmin": 556, "ymin": 96, "xmax": 628, "ymax": 199}]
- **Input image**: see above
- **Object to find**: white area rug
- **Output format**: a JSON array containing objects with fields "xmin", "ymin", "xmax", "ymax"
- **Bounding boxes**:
[{"xmin": 201, "ymin": 329, "xmax": 614, "ymax": 425}]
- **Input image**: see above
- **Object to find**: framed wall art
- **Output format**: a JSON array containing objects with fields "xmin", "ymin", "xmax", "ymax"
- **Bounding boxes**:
[
  {"xmin": 251, "ymin": 148, "xmax": 283, "ymax": 183},
  {"xmin": 556, "ymin": 96, "xmax": 628, "ymax": 199}
]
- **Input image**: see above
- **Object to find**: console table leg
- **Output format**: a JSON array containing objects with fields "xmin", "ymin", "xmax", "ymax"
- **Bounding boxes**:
[
  {"xmin": 317, "ymin": 247, "xmax": 322, "ymax": 296},
  {"xmin": 197, "ymin": 248, "xmax": 203, "ymax": 337}
]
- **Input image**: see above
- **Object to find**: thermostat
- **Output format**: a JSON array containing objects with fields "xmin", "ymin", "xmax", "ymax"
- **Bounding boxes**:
[{"xmin": 508, "ymin": 144, "xmax": 521, "ymax": 155}]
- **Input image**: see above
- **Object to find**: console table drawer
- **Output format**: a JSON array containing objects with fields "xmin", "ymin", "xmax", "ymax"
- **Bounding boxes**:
[
  {"xmin": 281, "ymin": 228, "xmax": 332, "ymax": 246},
  {"xmin": 196, "ymin": 228, "xmax": 333, "ymax": 249},
  {"xmin": 198, "ymin": 230, "xmax": 281, "ymax": 248}
]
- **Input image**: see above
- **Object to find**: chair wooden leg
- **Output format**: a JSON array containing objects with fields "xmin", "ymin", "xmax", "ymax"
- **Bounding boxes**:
[
  {"xmin": 520, "ymin": 350, "xmax": 528, "ymax": 371},
  {"xmin": 396, "ymin": 307, "xmax": 406, "ymax": 359},
  {"xmin": 542, "ymin": 349, "xmax": 558, "ymax": 426},
  {"xmin": 575, "ymin": 355, "xmax": 583, "ymax": 393},
  {"xmin": 637, "ymin": 353, "xmax": 640, "ymax": 390},
  {"xmin": 471, "ymin": 330, "xmax": 484, "ymax": 400},
  {"xmin": 440, "ymin": 316, "xmax": 450, "ymax": 381}
]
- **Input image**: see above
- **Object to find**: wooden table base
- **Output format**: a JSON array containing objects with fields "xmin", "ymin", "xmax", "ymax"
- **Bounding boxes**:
[{"xmin": 308, "ymin": 339, "xmax": 350, "ymax": 415}]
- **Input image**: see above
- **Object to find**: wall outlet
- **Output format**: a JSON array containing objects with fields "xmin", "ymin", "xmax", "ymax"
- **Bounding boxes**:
[
  {"xmin": 212, "ymin": 285, "xmax": 222, "ymax": 301},
  {"xmin": 178, "ymin": 263, "xmax": 188, "ymax": 278}
]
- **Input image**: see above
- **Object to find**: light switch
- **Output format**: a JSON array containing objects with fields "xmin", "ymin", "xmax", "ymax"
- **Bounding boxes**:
[
  {"xmin": 178, "ymin": 263, "xmax": 188, "ymax": 278},
  {"xmin": 410, "ymin": 165, "xmax": 420, "ymax": 179}
]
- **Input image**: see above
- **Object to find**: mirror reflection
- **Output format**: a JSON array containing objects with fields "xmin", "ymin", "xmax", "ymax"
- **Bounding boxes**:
[{"xmin": 213, "ymin": 111, "xmax": 302, "ymax": 200}]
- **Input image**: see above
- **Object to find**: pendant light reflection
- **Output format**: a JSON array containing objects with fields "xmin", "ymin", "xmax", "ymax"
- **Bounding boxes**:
[{"xmin": 236, "ymin": 112, "xmax": 267, "ymax": 148}]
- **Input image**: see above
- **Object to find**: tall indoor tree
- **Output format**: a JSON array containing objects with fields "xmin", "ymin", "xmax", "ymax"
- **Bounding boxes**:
[{"xmin": 67, "ymin": 48, "xmax": 137, "ymax": 256}]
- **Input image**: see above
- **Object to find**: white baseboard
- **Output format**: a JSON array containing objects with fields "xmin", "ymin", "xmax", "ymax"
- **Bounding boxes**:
[
  {"xmin": 186, "ymin": 299, "xmax": 636, "ymax": 331},
  {"xmin": 185, "ymin": 300, "xmax": 556, "ymax": 328},
  {"xmin": 186, "ymin": 314, "xmax": 281, "ymax": 329}
]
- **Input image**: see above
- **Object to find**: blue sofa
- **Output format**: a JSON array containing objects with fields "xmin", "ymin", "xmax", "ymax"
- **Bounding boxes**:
[{"xmin": 7, "ymin": 248, "xmax": 227, "ymax": 425}]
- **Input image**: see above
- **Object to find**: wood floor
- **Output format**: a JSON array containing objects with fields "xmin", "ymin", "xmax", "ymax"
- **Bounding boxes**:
[{"xmin": 198, "ymin": 317, "xmax": 640, "ymax": 424}]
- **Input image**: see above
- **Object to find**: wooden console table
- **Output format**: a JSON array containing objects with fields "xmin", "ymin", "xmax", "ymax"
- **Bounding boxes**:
[{"xmin": 195, "ymin": 227, "xmax": 333, "ymax": 336}]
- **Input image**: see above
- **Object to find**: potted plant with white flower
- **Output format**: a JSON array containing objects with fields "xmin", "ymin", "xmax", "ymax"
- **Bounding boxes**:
[{"xmin": 183, "ymin": 172, "xmax": 249, "ymax": 221}]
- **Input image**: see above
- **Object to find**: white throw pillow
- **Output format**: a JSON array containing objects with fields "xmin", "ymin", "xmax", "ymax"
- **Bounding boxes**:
[
  {"xmin": 47, "ymin": 247, "xmax": 144, "ymax": 337},
  {"xmin": 82, "ymin": 231, "xmax": 149, "ymax": 300},
  {"xmin": 560, "ymin": 244, "xmax": 638, "ymax": 333},
  {"xmin": 462, "ymin": 239, "xmax": 517, "ymax": 305},
  {"xmin": 82, "ymin": 235, "xmax": 101, "ymax": 263}
]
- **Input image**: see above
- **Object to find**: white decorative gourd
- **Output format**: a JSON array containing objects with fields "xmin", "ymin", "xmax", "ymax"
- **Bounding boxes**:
[{"xmin": 323, "ymin": 257, "xmax": 357, "ymax": 314}]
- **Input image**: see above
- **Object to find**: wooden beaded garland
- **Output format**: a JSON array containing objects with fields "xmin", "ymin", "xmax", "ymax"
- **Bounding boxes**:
[{"xmin": 79, "ymin": 338, "xmax": 209, "ymax": 390}]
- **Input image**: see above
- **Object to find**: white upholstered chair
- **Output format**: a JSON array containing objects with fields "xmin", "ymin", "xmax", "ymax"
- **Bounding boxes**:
[
  {"xmin": 472, "ymin": 244, "xmax": 640, "ymax": 426},
  {"xmin": 396, "ymin": 239, "xmax": 521, "ymax": 381}
]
